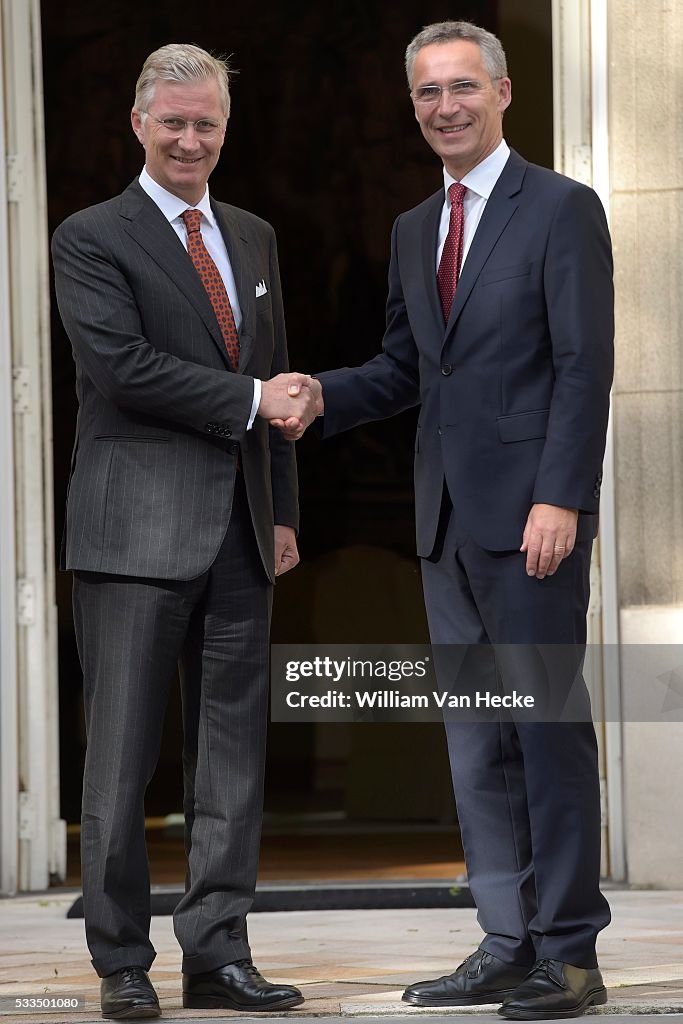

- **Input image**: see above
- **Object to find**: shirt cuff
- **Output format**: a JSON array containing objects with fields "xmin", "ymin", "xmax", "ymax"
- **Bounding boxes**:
[{"xmin": 247, "ymin": 379, "xmax": 261, "ymax": 431}]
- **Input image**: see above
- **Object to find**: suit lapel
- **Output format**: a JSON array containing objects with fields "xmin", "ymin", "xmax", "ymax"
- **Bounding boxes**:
[
  {"xmin": 443, "ymin": 150, "xmax": 527, "ymax": 344},
  {"xmin": 212, "ymin": 201, "xmax": 257, "ymax": 373},
  {"xmin": 120, "ymin": 181, "xmax": 233, "ymax": 368},
  {"xmin": 420, "ymin": 194, "xmax": 445, "ymax": 336}
]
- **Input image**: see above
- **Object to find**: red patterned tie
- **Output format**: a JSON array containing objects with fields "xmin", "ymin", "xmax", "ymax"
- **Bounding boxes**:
[
  {"xmin": 182, "ymin": 208, "xmax": 240, "ymax": 370},
  {"xmin": 437, "ymin": 182, "xmax": 467, "ymax": 323}
]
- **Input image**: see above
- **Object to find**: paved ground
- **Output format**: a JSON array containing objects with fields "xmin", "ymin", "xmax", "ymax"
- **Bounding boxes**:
[{"xmin": 0, "ymin": 889, "xmax": 682, "ymax": 1022}]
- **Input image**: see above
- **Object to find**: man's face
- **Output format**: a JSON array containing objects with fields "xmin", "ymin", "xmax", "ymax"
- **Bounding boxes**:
[
  {"xmin": 411, "ymin": 40, "xmax": 511, "ymax": 179},
  {"xmin": 131, "ymin": 78, "xmax": 227, "ymax": 205}
]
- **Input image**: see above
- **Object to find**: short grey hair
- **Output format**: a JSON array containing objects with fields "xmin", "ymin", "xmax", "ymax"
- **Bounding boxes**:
[
  {"xmin": 405, "ymin": 20, "xmax": 508, "ymax": 88},
  {"xmin": 134, "ymin": 43, "xmax": 233, "ymax": 119}
]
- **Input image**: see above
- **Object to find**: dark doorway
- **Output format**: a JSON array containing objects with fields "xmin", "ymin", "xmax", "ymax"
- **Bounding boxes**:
[{"xmin": 44, "ymin": 0, "xmax": 552, "ymax": 882}]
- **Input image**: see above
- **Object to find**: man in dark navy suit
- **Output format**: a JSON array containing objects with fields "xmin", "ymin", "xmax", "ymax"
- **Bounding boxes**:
[{"xmin": 303, "ymin": 19, "xmax": 613, "ymax": 1021}]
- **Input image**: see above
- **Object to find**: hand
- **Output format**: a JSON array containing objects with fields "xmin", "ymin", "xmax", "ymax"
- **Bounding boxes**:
[
  {"xmin": 259, "ymin": 373, "xmax": 322, "ymax": 440},
  {"xmin": 520, "ymin": 503, "xmax": 578, "ymax": 578},
  {"xmin": 269, "ymin": 376, "xmax": 324, "ymax": 441},
  {"xmin": 274, "ymin": 525, "xmax": 299, "ymax": 576}
]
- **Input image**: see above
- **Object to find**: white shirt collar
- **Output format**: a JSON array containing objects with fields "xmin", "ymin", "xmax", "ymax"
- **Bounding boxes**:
[
  {"xmin": 138, "ymin": 166, "xmax": 216, "ymax": 227},
  {"xmin": 443, "ymin": 138, "xmax": 510, "ymax": 203}
]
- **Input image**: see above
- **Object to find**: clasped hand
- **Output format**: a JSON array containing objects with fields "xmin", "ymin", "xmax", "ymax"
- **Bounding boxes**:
[{"xmin": 259, "ymin": 373, "xmax": 323, "ymax": 440}]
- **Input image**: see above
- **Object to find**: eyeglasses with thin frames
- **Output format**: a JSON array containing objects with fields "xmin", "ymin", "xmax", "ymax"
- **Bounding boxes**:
[
  {"xmin": 411, "ymin": 79, "xmax": 502, "ymax": 105},
  {"xmin": 139, "ymin": 111, "xmax": 225, "ymax": 136}
]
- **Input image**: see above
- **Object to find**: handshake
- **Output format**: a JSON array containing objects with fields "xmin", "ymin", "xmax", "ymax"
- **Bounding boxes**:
[{"xmin": 258, "ymin": 373, "xmax": 324, "ymax": 441}]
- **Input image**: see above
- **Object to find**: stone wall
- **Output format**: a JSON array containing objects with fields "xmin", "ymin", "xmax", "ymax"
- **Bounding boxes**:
[
  {"xmin": 610, "ymin": 2, "xmax": 683, "ymax": 607},
  {"xmin": 609, "ymin": 1, "xmax": 683, "ymax": 887}
]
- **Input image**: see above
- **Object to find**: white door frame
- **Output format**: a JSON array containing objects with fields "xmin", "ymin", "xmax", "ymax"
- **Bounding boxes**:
[
  {"xmin": 0, "ymin": 0, "xmax": 63, "ymax": 893},
  {"xmin": 0, "ymin": 0, "xmax": 627, "ymax": 893},
  {"xmin": 551, "ymin": 0, "xmax": 625, "ymax": 882},
  {"xmin": 0, "ymin": 3, "xmax": 19, "ymax": 897}
]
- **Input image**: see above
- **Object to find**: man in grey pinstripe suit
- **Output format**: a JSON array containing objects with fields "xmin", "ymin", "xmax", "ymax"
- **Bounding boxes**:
[{"xmin": 52, "ymin": 44, "xmax": 319, "ymax": 1020}]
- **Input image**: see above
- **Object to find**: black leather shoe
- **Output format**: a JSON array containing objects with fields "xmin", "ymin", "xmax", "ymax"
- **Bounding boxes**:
[
  {"xmin": 182, "ymin": 959, "xmax": 304, "ymax": 1011},
  {"xmin": 498, "ymin": 958, "xmax": 607, "ymax": 1019},
  {"xmin": 402, "ymin": 949, "xmax": 532, "ymax": 1006},
  {"xmin": 100, "ymin": 967, "xmax": 160, "ymax": 1019}
]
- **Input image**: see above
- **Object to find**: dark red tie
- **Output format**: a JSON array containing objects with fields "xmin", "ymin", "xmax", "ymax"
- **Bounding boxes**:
[
  {"xmin": 437, "ymin": 182, "xmax": 467, "ymax": 323},
  {"xmin": 182, "ymin": 208, "xmax": 240, "ymax": 370}
]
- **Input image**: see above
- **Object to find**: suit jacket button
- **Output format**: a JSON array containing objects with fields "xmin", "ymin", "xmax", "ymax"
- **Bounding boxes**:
[
  {"xmin": 441, "ymin": 364, "xmax": 452, "ymax": 376},
  {"xmin": 224, "ymin": 429, "xmax": 232, "ymax": 437},
  {"xmin": 206, "ymin": 422, "xmax": 216, "ymax": 433}
]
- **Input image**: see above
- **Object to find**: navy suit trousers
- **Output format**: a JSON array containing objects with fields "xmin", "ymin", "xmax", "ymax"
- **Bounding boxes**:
[{"xmin": 421, "ymin": 499, "xmax": 610, "ymax": 968}]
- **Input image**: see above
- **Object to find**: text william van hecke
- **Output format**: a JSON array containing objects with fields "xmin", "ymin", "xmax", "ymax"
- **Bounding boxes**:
[{"xmin": 355, "ymin": 690, "xmax": 535, "ymax": 709}]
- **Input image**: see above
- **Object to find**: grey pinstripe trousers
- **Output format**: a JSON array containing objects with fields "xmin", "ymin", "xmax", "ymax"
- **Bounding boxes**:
[{"xmin": 73, "ymin": 476, "xmax": 272, "ymax": 977}]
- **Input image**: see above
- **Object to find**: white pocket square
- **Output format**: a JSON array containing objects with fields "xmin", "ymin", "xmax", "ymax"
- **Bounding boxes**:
[{"xmin": 255, "ymin": 279, "xmax": 268, "ymax": 297}]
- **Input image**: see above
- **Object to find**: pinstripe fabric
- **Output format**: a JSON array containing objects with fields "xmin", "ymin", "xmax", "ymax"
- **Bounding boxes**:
[
  {"xmin": 74, "ymin": 477, "xmax": 270, "ymax": 976},
  {"xmin": 52, "ymin": 179, "xmax": 298, "ymax": 583},
  {"xmin": 175, "ymin": 481, "xmax": 270, "ymax": 971},
  {"xmin": 53, "ymin": 179, "xmax": 298, "ymax": 977}
]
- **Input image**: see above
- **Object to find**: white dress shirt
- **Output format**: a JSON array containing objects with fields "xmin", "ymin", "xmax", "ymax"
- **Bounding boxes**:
[
  {"xmin": 436, "ymin": 138, "xmax": 511, "ymax": 272},
  {"xmin": 138, "ymin": 166, "xmax": 260, "ymax": 426}
]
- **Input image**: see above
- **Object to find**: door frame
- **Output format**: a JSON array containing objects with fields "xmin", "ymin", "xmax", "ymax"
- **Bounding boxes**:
[
  {"xmin": 551, "ymin": 0, "xmax": 625, "ymax": 882},
  {"xmin": 0, "ymin": 0, "xmax": 63, "ymax": 894},
  {"xmin": 0, "ymin": 0, "xmax": 19, "ymax": 896}
]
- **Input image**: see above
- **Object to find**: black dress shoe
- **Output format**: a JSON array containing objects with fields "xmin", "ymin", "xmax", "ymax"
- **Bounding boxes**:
[
  {"xmin": 498, "ymin": 958, "xmax": 607, "ymax": 1019},
  {"xmin": 100, "ymin": 967, "xmax": 160, "ymax": 1020},
  {"xmin": 182, "ymin": 959, "xmax": 304, "ymax": 1011},
  {"xmin": 402, "ymin": 949, "xmax": 532, "ymax": 1006}
]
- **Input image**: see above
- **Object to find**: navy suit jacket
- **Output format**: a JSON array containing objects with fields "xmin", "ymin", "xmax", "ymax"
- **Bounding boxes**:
[
  {"xmin": 318, "ymin": 149, "xmax": 614, "ymax": 555},
  {"xmin": 52, "ymin": 179, "xmax": 298, "ymax": 582}
]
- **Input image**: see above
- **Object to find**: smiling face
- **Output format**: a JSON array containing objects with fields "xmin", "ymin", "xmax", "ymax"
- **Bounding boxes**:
[
  {"xmin": 411, "ymin": 39, "xmax": 511, "ymax": 179},
  {"xmin": 131, "ymin": 77, "xmax": 227, "ymax": 205}
]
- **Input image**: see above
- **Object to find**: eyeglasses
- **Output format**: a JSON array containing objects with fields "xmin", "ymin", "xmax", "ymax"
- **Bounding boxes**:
[
  {"xmin": 140, "ymin": 111, "xmax": 224, "ymax": 136},
  {"xmin": 411, "ymin": 79, "xmax": 500, "ymax": 105}
]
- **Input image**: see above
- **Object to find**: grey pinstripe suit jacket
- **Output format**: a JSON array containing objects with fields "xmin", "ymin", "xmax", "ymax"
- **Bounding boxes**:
[{"xmin": 52, "ymin": 178, "xmax": 298, "ymax": 582}]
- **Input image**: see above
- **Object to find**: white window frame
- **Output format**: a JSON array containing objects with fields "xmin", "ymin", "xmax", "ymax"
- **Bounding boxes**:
[{"xmin": 551, "ymin": 0, "xmax": 625, "ymax": 882}]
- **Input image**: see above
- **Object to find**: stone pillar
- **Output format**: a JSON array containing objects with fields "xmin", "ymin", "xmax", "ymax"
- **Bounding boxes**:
[{"xmin": 608, "ymin": 1, "xmax": 683, "ymax": 887}]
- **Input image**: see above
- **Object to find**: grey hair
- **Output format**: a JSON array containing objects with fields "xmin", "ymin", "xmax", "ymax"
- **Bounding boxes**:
[
  {"xmin": 134, "ymin": 43, "xmax": 233, "ymax": 118},
  {"xmin": 405, "ymin": 20, "xmax": 508, "ymax": 87}
]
